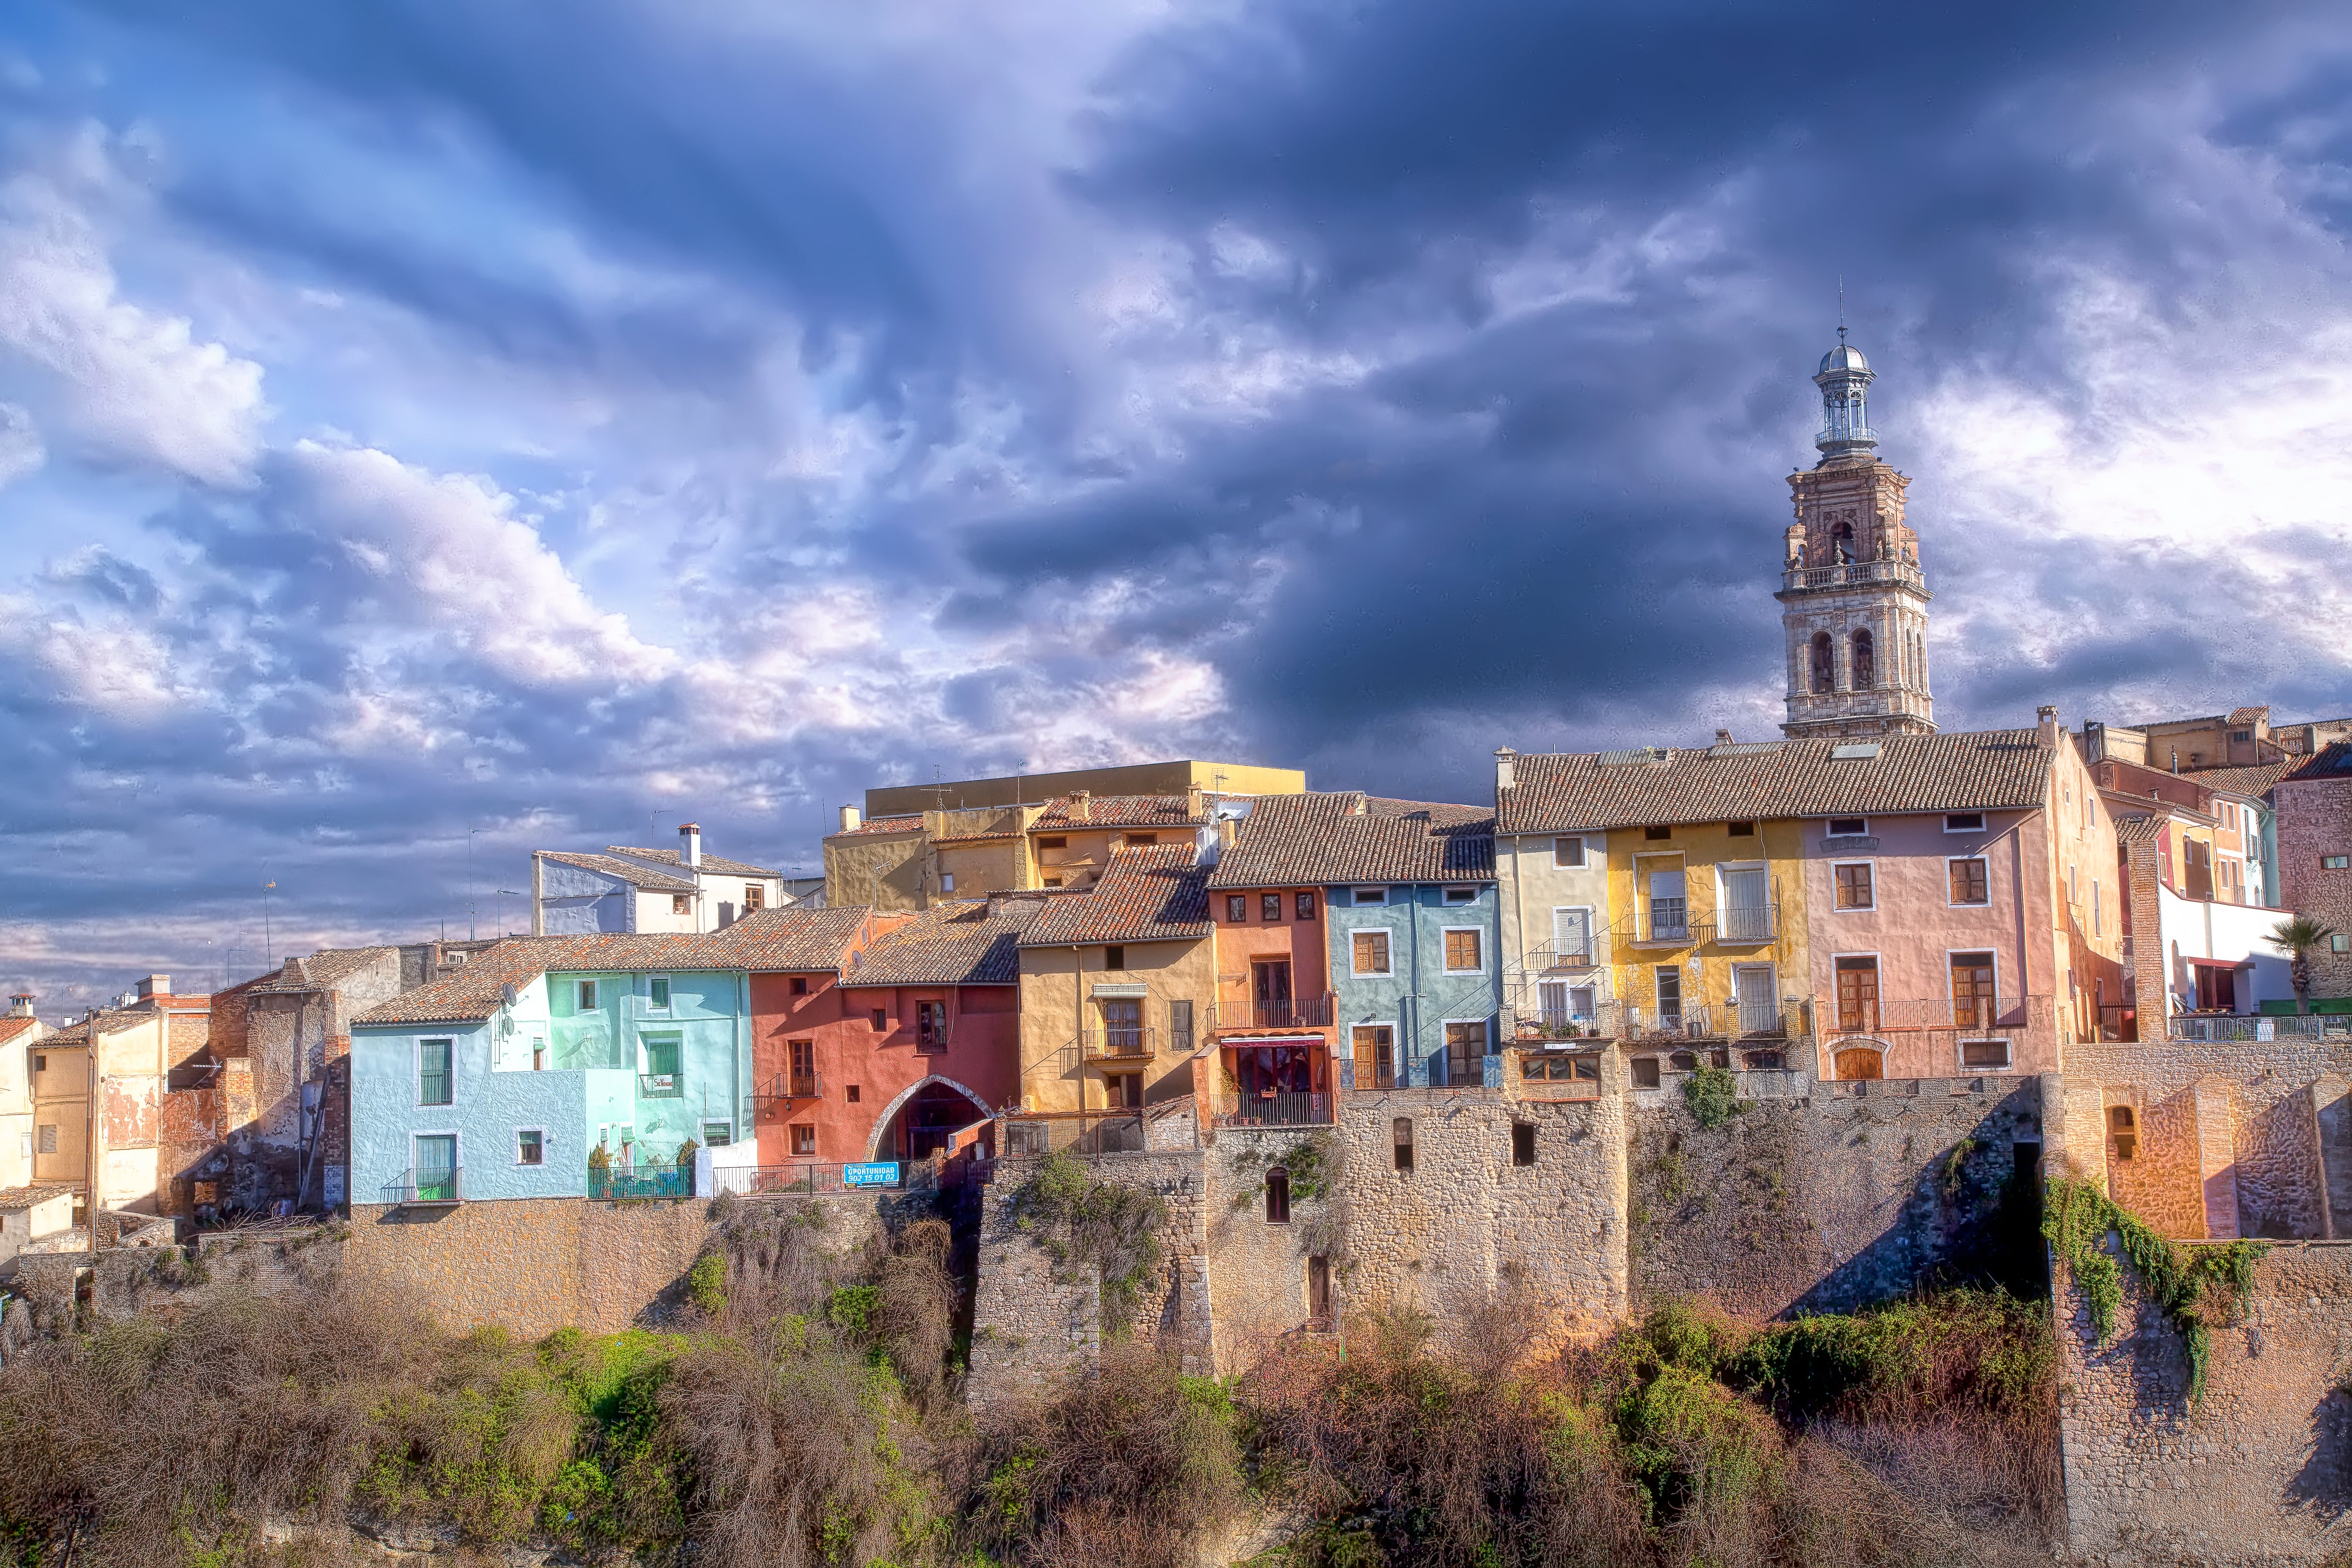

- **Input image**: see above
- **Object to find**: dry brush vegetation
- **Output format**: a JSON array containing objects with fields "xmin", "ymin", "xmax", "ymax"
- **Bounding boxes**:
[{"xmin": 0, "ymin": 1186, "xmax": 2060, "ymax": 1567}]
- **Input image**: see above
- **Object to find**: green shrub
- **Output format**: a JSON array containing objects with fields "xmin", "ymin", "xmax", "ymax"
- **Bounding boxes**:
[
  {"xmin": 1683, "ymin": 1064, "xmax": 1739, "ymax": 1129},
  {"xmin": 2043, "ymin": 1176, "xmax": 2266, "ymax": 1402},
  {"xmin": 687, "ymin": 1253, "xmax": 728, "ymax": 1319},
  {"xmin": 1010, "ymin": 1151, "xmax": 1167, "ymax": 1332}
]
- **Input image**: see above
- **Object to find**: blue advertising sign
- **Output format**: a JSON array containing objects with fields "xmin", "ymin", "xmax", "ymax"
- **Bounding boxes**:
[{"xmin": 843, "ymin": 1162, "xmax": 901, "ymax": 1188}]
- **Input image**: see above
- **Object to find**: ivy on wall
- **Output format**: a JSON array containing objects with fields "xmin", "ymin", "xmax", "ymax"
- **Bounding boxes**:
[
  {"xmin": 2042, "ymin": 1176, "xmax": 2266, "ymax": 1403},
  {"xmin": 1009, "ymin": 1152, "xmax": 1168, "ymax": 1332}
]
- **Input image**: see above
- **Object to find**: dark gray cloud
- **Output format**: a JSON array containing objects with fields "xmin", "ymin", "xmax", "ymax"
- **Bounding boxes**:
[{"xmin": 1, "ymin": 0, "xmax": 2350, "ymax": 1012}]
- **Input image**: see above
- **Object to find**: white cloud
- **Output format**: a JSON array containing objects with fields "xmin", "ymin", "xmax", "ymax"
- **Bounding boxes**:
[
  {"xmin": 0, "ymin": 402, "xmax": 42, "ymax": 487},
  {"xmin": 0, "ymin": 152, "xmax": 266, "ymax": 486}
]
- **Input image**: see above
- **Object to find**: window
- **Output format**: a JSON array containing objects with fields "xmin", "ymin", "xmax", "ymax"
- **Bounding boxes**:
[
  {"xmin": 30, "ymin": 1054, "xmax": 43, "ymax": 1074},
  {"xmin": 1827, "ymin": 818, "xmax": 1867, "ymax": 838},
  {"xmin": 36, "ymin": 1125, "xmax": 55, "ymax": 1155},
  {"xmin": 1226, "ymin": 894, "xmax": 1248, "ymax": 922},
  {"xmin": 1353, "ymin": 1026, "xmax": 1395, "ymax": 1089},
  {"xmin": 1961, "ymin": 1039, "xmax": 2011, "ymax": 1070},
  {"xmin": 870, "ymin": 1009, "xmax": 888, "ymax": 1031},
  {"xmin": 1443, "ymin": 886, "xmax": 1477, "ymax": 905},
  {"xmin": 1851, "ymin": 629, "xmax": 1875, "ymax": 689},
  {"xmin": 916, "ymin": 1001, "xmax": 949, "ymax": 1052},
  {"xmin": 1811, "ymin": 630, "xmax": 1834, "ymax": 693},
  {"xmin": 1945, "ymin": 812, "xmax": 1984, "ymax": 833},
  {"xmin": 1655, "ymin": 967, "xmax": 1682, "ymax": 1021},
  {"xmin": 2230, "ymin": 729, "xmax": 2253, "ymax": 743},
  {"xmin": 647, "ymin": 975, "xmax": 671, "ymax": 1011},
  {"xmin": 1951, "ymin": 953, "xmax": 1997, "ymax": 1029},
  {"xmin": 791, "ymin": 1124, "xmax": 816, "ymax": 1156},
  {"xmin": 1392, "ymin": 1117, "xmax": 1414, "ymax": 1173},
  {"xmin": 1727, "ymin": 821, "xmax": 1756, "ymax": 836},
  {"xmin": 1106, "ymin": 1071, "xmax": 1143, "ymax": 1109},
  {"xmin": 1835, "ymin": 956, "xmax": 1880, "ymax": 1033},
  {"xmin": 1352, "ymin": 929, "xmax": 1393, "ymax": 976},
  {"xmin": 1169, "ymin": 999, "xmax": 1195, "ymax": 1053},
  {"xmin": 1352, "ymin": 886, "xmax": 1388, "ymax": 907},
  {"xmin": 1553, "ymin": 836, "xmax": 1586, "ymax": 868},
  {"xmin": 516, "ymin": 1129, "xmax": 545, "ymax": 1166},
  {"xmin": 413, "ymin": 1135, "xmax": 458, "ymax": 1202},
  {"xmin": 1262, "ymin": 893, "xmax": 1282, "ymax": 922},
  {"xmin": 643, "ymin": 1034, "xmax": 682, "ymax": 1088},
  {"xmin": 2324, "ymin": 855, "xmax": 2351, "ymax": 870},
  {"xmin": 1443, "ymin": 1021, "xmax": 1486, "ymax": 1084},
  {"xmin": 1043, "ymin": 876, "xmax": 1064, "ymax": 888},
  {"xmin": 1512, "ymin": 1123, "xmax": 1537, "ymax": 1166},
  {"xmin": 1834, "ymin": 862, "xmax": 1874, "ymax": 910},
  {"xmin": 1308, "ymin": 1255, "xmax": 1331, "ymax": 1327},
  {"xmin": 1645, "ymin": 825, "xmax": 1672, "ymax": 840},
  {"xmin": 1098, "ymin": 998, "xmax": 1143, "ymax": 1054},
  {"xmin": 744, "ymin": 883, "xmax": 765, "ymax": 912},
  {"xmin": 1947, "ymin": 858, "xmax": 1989, "ymax": 906},
  {"xmin": 1521, "ymin": 1053, "xmax": 1599, "ymax": 1083},
  {"xmin": 576, "ymin": 979, "xmax": 598, "ymax": 1011},
  {"xmin": 1125, "ymin": 832, "xmax": 1158, "ymax": 846},
  {"xmin": 1265, "ymin": 1166, "xmax": 1291, "ymax": 1224},
  {"xmin": 419, "ymin": 1039, "xmax": 454, "ymax": 1106},
  {"xmin": 672, "ymin": 894, "xmax": 691, "ymax": 916},
  {"xmin": 2108, "ymin": 1105, "xmax": 2137, "ymax": 1161},
  {"xmin": 703, "ymin": 1122, "xmax": 732, "ymax": 1146},
  {"xmin": 940, "ymin": 872, "xmax": 955, "ymax": 893},
  {"xmin": 2334, "ymin": 934, "xmax": 2351, "ymax": 954},
  {"xmin": 2092, "ymin": 880, "xmax": 2102, "ymax": 936},
  {"xmin": 1037, "ymin": 836, "xmax": 1067, "ymax": 850},
  {"xmin": 846, "ymin": 1084, "xmax": 861, "ymax": 1103},
  {"xmin": 1631, "ymin": 1057, "xmax": 1661, "ymax": 1088},
  {"xmin": 1443, "ymin": 928, "xmax": 1483, "ymax": 972},
  {"xmin": 1104, "ymin": 945, "xmax": 1126, "ymax": 971},
  {"xmin": 1295, "ymin": 891, "xmax": 1315, "ymax": 920},
  {"xmin": 791, "ymin": 976, "xmax": 809, "ymax": 995}
]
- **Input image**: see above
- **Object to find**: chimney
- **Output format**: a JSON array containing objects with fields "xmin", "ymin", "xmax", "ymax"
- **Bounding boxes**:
[
  {"xmin": 679, "ymin": 822, "xmax": 702, "ymax": 868},
  {"xmin": 1217, "ymin": 816, "xmax": 1238, "ymax": 851},
  {"xmin": 1714, "ymin": 729, "xmax": 1734, "ymax": 746},
  {"xmin": 839, "ymin": 805, "xmax": 862, "ymax": 833},
  {"xmin": 1186, "ymin": 785, "xmax": 1204, "ymax": 819},
  {"xmin": 1070, "ymin": 790, "xmax": 1092, "ymax": 823},
  {"xmin": 137, "ymin": 975, "xmax": 170, "ymax": 1000},
  {"xmin": 2036, "ymin": 706, "xmax": 2060, "ymax": 749},
  {"xmin": 1494, "ymin": 748, "xmax": 1517, "ymax": 792},
  {"xmin": 7, "ymin": 994, "xmax": 30, "ymax": 1018}
]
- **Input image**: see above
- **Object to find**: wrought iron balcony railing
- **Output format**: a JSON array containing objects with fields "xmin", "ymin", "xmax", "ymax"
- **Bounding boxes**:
[
  {"xmin": 1509, "ymin": 999, "xmax": 1625, "ymax": 1042},
  {"xmin": 1819, "ymin": 995, "xmax": 2042, "ymax": 1038},
  {"xmin": 1712, "ymin": 902, "xmax": 1779, "ymax": 945},
  {"xmin": 1213, "ymin": 1090, "xmax": 1334, "ymax": 1129},
  {"xmin": 755, "ymin": 1069, "xmax": 822, "ymax": 1107},
  {"xmin": 1521, "ymin": 938, "xmax": 1596, "ymax": 971},
  {"xmin": 381, "ymin": 1166, "xmax": 463, "ymax": 1206},
  {"xmin": 1082, "ymin": 1025, "xmax": 1157, "ymax": 1060},
  {"xmin": 590, "ymin": 1166, "xmax": 691, "ymax": 1201},
  {"xmin": 1208, "ymin": 994, "xmax": 1335, "ymax": 1033},
  {"xmin": 638, "ymin": 1071, "xmax": 683, "ymax": 1098}
]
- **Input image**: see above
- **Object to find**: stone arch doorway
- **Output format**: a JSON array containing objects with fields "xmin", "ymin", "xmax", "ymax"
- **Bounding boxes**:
[
  {"xmin": 869, "ymin": 1074, "xmax": 991, "ymax": 1161},
  {"xmin": 1833, "ymin": 1045, "xmax": 1885, "ymax": 1081}
]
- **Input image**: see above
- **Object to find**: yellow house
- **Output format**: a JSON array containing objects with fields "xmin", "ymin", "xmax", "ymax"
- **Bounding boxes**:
[
  {"xmin": 825, "ymin": 788, "xmax": 1246, "ymax": 909},
  {"xmin": 1012, "ymin": 844, "xmax": 1215, "ymax": 1113},
  {"xmin": 863, "ymin": 759, "xmax": 1302, "ymax": 818},
  {"xmin": 30, "ymin": 1004, "xmax": 168, "ymax": 1211}
]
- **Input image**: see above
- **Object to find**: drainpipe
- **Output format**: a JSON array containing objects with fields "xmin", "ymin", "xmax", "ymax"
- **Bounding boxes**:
[{"xmin": 1406, "ymin": 889, "xmax": 1423, "ymax": 1085}]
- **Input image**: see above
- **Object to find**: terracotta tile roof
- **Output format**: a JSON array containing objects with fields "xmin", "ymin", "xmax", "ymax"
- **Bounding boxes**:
[
  {"xmin": 2115, "ymin": 815, "xmax": 2168, "ymax": 846},
  {"xmin": 2177, "ymin": 760, "xmax": 2296, "ymax": 800},
  {"xmin": 842, "ymin": 898, "xmax": 1044, "ymax": 987},
  {"xmin": 1208, "ymin": 792, "xmax": 1495, "ymax": 888},
  {"xmin": 706, "ymin": 907, "xmax": 874, "ymax": 971},
  {"xmin": 39, "ymin": 1007, "xmax": 159, "ymax": 1045},
  {"xmin": 1029, "ymin": 793, "xmax": 1211, "ymax": 832},
  {"xmin": 0, "ymin": 1018, "xmax": 37, "ymax": 1044},
  {"xmin": 0, "ymin": 1182, "xmax": 78, "ymax": 1211},
  {"xmin": 1495, "ymin": 729, "xmax": 2054, "ymax": 835},
  {"xmin": 835, "ymin": 814, "xmax": 926, "ymax": 837},
  {"xmin": 2228, "ymin": 706, "xmax": 2271, "ymax": 726},
  {"xmin": 539, "ymin": 851, "xmax": 701, "ymax": 891},
  {"xmin": 246, "ymin": 946, "xmax": 402, "ymax": 995},
  {"xmin": 2280, "ymin": 742, "xmax": 2352, "ymax": 786},
  {"xmin": 605, "ymin": 844, "xmax": 783, "ymax": 878},
  {"xmin": 352, "ymin": 939, "xmax": 578, "ymax": 1026},
  {"xmin": 1020, "ymin": 845, "xmax": 1213, "ymax": 947}
]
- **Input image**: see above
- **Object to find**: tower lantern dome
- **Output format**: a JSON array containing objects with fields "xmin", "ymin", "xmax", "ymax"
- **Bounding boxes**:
[{"xmin": 1812, "ymin": 328, "xmax": 1876, "ymax": 462}]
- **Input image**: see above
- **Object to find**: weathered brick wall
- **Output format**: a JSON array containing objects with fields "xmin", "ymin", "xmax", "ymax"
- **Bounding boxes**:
[
  {"xmin": 1629, "ymin": 1072, "xmax": 2042, "ymax": 1319},
  {"xmin": 2277, "ymin": 773, "xmax": 2352, "ymax": 1001},
  {"xmin": 342, "ymin": 1193, "xmax": 903, "ymax": 1337},
  {"xmin": 967, "ymin": 1149, "xmax": 1208, "ymax": 1406},
  {"xmin": 2057, "ymin": 1240, "xmax": 2352, "ymax": 1566}
]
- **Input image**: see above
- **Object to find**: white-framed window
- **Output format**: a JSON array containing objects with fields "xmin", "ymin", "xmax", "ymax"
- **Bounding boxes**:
[
  {"xmin": 1826, "ymin": 817, "xmax": 1868, "ymax": 838},
  {"xmin": 1550, "ymin": 906, "xmax": 1593, "ymax": 960},
  {"xmin": 1442, "ymin": 886, "xmax": 1478, "ymax": 905},
  {"xmin": 1959, "ymin": 1039, "xmax": 2012, "ymax": 1071},
  {"xmin": 941, "ymin": 872, "xmax": 956, "ymax": 893},
  {"xmin": 417, "ymin": 1037, "xmax": 455, "ymax": 1107},
  {"xmin": 412, "ymin": 1132, "xmax": 460, "ymax": 1198},
  {"xmin": 1832, "ymin": 860, "xmax": 1875, "ymax": 911},
  {"xmin": 1351, "ymin": 926, "xmax": 1396, "ymax": 977},
  {"xmin": 645, "ymin": 975, "xmax": 671, "ymax": 1012},
  {"xmin": 702, "ymin": 1121, "xmax": 733, "ymax": 1146},
  {"xmin": 576, "ymin": 978, "xmax": 599, "ymax": 1011},
  {"xmin": 1946, "ymin": 856, "xmax": 1990, "ymax": 907},
  {"xmin": 1552, "ymin": 836, "xmax": 1586, "ymax": 868},
  {"xmin": 1351, "ymin": 885, "xmax": 1389, "ymax": 906},
  {"xmin": 516, "ymin": 1127, "xmax": 546, "ymax": 1166},
  {"xmin": 1441, "ymin": 926, "xmax": 1485, "ymax": 974},
  {"xmin": 1944, "ymin": 812, "xmax": 1985, "ymax": 833}
]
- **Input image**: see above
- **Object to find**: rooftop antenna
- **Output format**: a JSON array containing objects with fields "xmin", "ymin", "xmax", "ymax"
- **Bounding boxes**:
[
  {"xmin": 930, "ymin": 765, "xmax": 950, "ymax": 812},
  {"xmin": 651, "ymin": 808, "xmax": 676, "ymax": 852},
  {"xmin": 1837, "ymin": 277, "xmax": 1846, "ymax": 343}
]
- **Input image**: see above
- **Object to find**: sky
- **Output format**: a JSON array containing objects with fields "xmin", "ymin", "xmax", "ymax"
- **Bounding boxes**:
[{"xmin": 4, "ymin": 1, "xmax": 2352, "ymax": 1012}]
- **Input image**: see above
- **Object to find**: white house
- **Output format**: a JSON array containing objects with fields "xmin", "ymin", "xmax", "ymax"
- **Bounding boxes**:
[{"xmin": 533, "ymin": 823, "xmax": 813, "ymax": 936}]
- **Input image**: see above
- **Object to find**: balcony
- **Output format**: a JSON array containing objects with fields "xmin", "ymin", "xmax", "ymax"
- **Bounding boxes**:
[
  {"xmin": 381, "ymin": 1167, "xmax": 463, "ymax": 1207},
  {"xmin": 1819, "ymin": 995, "xmax": 2042, "ymax": 1039},
  {"xmin": 1510, "ymin": 999, "xmax": 1624, "ymax": 1043},
  {"xmin": 999, "ymin": 1109, "xmax": 1175, "ymax": 1156},
  {"xmin": 1780, "ymin": 558, "xmax": 1922, "ymax": 593},
  {"xmin": 1209, "ymin": 994, "xmax": 1335, "ymax": 1033},
  {"xmin": 1623, "ymin": 1004, "xmax": 1722, "ymax": 1043},
  {"xmin": 915, "ymin": 1017, "xmax": 953, "ymax": 1054},
  {"xmin": 1625, "ymin": 901, "xmax": 1693, "ymax": 948},
  {"xmin": 590, "ymin": 1166, "xmax": 691, "ymax": 1201},
  {"xmin": 1213, "ymin": 1090, "xmax": 1334, "ymax": 1129},
  {"xmin": 755, "ymin": 1070, "xmax": 822, "ymax": 1109},
  {"xmin": 1082, "ymin": 1025, "xmax": 1157, "ymax": 1060},
  {"xmin": 638, "ymin": 1071, "xmax": 682, "ymax": 1098},
  {"xmin": 1710, "ymin": 902, "xmax": 1779, "ymax": 946},
  {"xmin": 1522, "ymin": 938, "xmax": 1595, "ymax": 972}
]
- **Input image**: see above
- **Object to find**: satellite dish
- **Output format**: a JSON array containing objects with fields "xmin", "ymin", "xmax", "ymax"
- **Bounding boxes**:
[{"xmin": 501, "ymin": 983, "xmax": 519, "ymax": 1007}]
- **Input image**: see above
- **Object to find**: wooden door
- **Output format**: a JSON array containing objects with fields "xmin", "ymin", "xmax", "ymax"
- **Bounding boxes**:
[{"xmin": 1834, "ymin": 1047, "xmax": 1884, "ymax": 1081}]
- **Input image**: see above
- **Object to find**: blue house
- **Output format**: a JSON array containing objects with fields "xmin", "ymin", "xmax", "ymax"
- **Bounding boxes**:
[{"xmin": 349, "ymin": 935, "xmax": 755, "ymax": 1206}]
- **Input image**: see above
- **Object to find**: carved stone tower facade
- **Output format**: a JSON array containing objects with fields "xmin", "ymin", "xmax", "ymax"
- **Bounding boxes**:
[{"xmin": 1774, "ymin": 334, "xmax": 1935, "ymax": 739}]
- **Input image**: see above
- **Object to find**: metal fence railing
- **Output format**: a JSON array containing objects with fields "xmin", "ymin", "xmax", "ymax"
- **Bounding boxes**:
[
  {"xmin": 1081, "ymin": 1026, "xmax": 1156, "ymax": 1059},
  {"xmin": 381, "ymin": 1166, "xmax": 463, "ymax": 1206},
  {"xmin": 1510, "ymin": 1000, "xmax": 1625, "ymax": 1042},
  {"xmin": 1214, "ymin": 1090, "xmax": 1334, "ymax": 1129},
  {"xmin": 1820, "ymin": 995, "xmax": 2042, "ymax": 1037},
  {"xmin": 1209, "ymin": 995, "xmax": 1336, "ymax": 1032},
  {"xmin": 590, "ymin": 1167, "xmax": 692, "ymax": 1201},
  {"xmin": 2171, "ymin": 1013, "xmax": 2352, "ymax": 1042},
  {"xmin": 713, "ymin": 1161, "xmax": 933, "ymax": 1196},
  {"xmin": 999, "ymin": 1112, "xmax": 1149, "ymax": 1156}
]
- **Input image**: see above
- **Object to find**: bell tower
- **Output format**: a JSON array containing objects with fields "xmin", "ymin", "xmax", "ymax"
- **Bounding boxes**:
[{"xmin": 1774, "ymin": 332, "xmax": 1935, "ymax": 739}]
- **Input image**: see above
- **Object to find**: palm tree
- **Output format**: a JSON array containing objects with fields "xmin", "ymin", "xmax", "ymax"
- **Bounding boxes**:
[{"xmin": 2268, "ymin": 916, "xmax": 2339, "ymax": 1016}]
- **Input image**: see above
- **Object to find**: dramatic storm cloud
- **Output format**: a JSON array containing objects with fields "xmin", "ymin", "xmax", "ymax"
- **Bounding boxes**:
[{"xmin": 4, "ymin": 0, "xmax": 2352, "ymax": 1007}]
